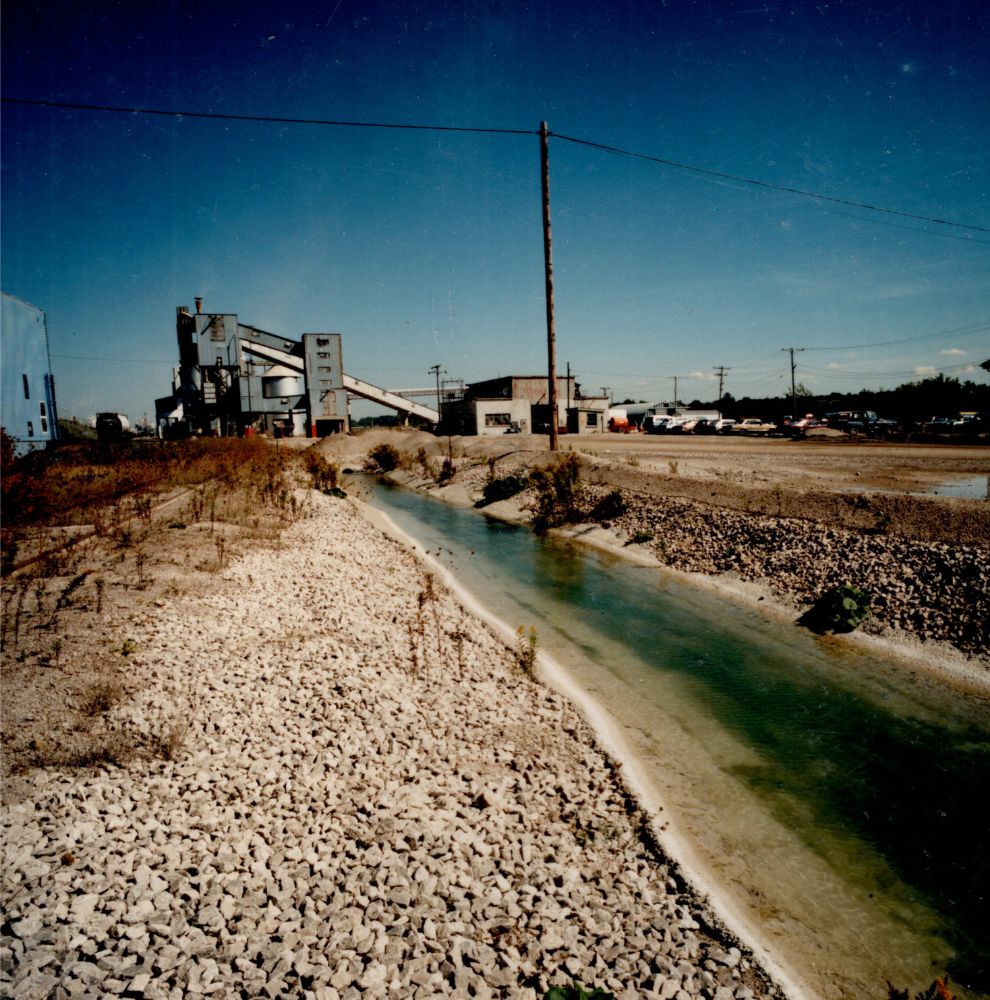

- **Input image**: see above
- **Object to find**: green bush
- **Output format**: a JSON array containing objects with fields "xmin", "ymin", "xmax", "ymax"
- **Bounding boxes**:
[
  {"xmin": 799, "ymin": 583, "xmax": 873, "ymax": 633},
  {"xmin": 368, "ymin": 443, "xmax": 400, "ymax": 472},
  {"xmin": 529, "ymin": 453, "xmax": 582, "ymax": 533},
  {"xmin": 476, "ymin": 473, "xmax": 528, "ymax": 507},
  {"xmin": 544, "ymin": 984, "xmax": 614, "ymax": 1000},
  {"xmin": 589, "ymin": 489, "xmax": 626, "ymax": 522}
]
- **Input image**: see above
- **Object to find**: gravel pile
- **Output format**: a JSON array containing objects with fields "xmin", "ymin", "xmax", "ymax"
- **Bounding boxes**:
[{"xmin": 2, "ymin": 493, "xmax": 786, "ymax": 999}]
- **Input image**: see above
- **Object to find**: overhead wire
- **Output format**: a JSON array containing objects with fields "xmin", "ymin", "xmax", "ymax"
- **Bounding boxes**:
[{"xmin": 4, "ymin": 96, "xmax": 987, "ymax": 236}]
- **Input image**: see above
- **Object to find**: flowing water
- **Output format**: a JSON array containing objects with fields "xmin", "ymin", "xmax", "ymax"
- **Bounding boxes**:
[{"xmin": 362, "ymin": 479, "xmax": 990, "ymax": 1000}]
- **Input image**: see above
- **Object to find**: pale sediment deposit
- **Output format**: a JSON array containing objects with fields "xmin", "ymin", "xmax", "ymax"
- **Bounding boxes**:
[{"xmin": 1, "ymin": 492, "xmax": 788, "ymax": 1000}]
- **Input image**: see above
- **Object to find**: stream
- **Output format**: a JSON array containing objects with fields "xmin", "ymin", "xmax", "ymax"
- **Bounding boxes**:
[{"xmin": 361, "ymin": 478, "xmax": 990, "ymax": 1000}]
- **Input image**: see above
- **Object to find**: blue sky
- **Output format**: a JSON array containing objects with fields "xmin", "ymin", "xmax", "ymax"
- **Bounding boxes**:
[{"xmin": 2, "ymin": 0, "xmax": 988, "ymax": 422}]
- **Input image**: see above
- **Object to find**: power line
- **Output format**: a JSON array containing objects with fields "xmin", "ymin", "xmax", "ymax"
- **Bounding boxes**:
[
  {"xmin": 5, "ymin": 96, "xmax": 986, "ymax": 236},
  {"xmin": 550, "ymin": 131, "xmax": 989, "ymax": 234},
  {"xmin": 1, "ymin": 96, "xmax": 536, "ymax": 137},
  {"xmin": 800, "ymin": 321, "xmax": 990, "ymax": 352}
]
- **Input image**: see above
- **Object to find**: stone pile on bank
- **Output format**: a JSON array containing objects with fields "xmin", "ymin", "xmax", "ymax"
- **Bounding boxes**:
[{"xmin": 2, "ymin": 493, "xmax": 785, "ymax": 999}]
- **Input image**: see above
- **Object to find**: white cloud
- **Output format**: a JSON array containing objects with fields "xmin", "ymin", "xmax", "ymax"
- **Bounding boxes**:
[
  {"xmin": 828, "ymin": 362, "xmax": 845, "ymax": 369},
  {"xmin": 940, "ymin": 348, "xmax": 966, "ymax": 356},
  {"xmin": 688, "ymin": 371, "xmax": 717, "ymax": 380},
  {"xmin": 914, "ymin": 366, "xmax": 938, "ymax": 377}
]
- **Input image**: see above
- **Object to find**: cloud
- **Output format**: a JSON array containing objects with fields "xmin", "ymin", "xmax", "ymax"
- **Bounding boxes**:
[
  {"xmin": 688, "ymin": 371, "xmax": 717, "ymax": 380},
  {"xmin": 828, "ymin": 362, "xmax": 845, "ymax": 369},
  {"xmin": 914, "ymin": 366, "xmax": 938, "ymax": 376},
  {"xmin": 940, "ymin": 348, "xmax": 965, "ymax": 356}
]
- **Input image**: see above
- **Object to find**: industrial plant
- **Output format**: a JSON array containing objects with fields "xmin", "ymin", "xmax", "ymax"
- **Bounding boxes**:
[{"xmin": 156, "ymin": 299, "xmax": 609, "ymax": 439}]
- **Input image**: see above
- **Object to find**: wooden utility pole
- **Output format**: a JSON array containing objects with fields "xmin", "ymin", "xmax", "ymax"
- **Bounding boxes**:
[
  {"xmin": 540, "ymin": 121, "xmax": 558, "ymax": 450},
  {"xmin": 781, "ymin": 347, "xmax": 805, "ymax": 414},
  {"xmin": 713, "ymin": 365, "xmax": 730, "ymax": 400}
]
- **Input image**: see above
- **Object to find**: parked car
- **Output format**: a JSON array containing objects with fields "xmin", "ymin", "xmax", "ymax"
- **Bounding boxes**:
[
  {"xmin": 692, "ymin": 418, "xmax": 718, "ymax": 434},
  {"xmin": 736, "ymin": 418, "xmax": 775, "ymax": 435},
  {"xmin": 715, "ymin": 418, "xmax": 737, "ymax": 434}
]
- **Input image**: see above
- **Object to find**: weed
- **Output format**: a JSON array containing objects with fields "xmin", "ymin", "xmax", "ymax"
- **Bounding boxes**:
[
  {"xmin": 544, "ymin": 984, "xmax": 614, "ymax": 1000},
  {"xmin": 476, "ymin": 474, "xmax": 528, "ymax": 508},
  {"xmin": 80, "ymin": 675, "xmax": 125, "ymax": 716},
  {"xmin": 304, "ymin": 450, "xmax": 340, "ymax": 493},
  {"xmin": 368, "ymin": 443, "xmax": 400, "ymax": 472},
  {"xmin": 516, "ymin": 625, "xmax": 538, "ymax": 677},
  {"xmin": 529, "ymin": 454, "xmax": 583, "ymax": 533},
  {"xmin": 589, "ymin": 490, "xmax": 626, "ymax": 522},
  {"xmin": 55, "ymin": 571, "xmax": 90, "ymax": 611},
  {"xmin": 94, "ymin": 576, "xmax": 105, "ymax": 614},
  {"xmin": 799, "ymin": 584, "xmax": 873, "ymax": 634},
  {"xmin": 627, "ymin": 529, "xmax": 655, "ymax": 545},
  {"xmin": 667, "ymin": 460, "xmax": 678, "ymax": 475},
  {"xmin": 873, "ymin": 510, "xmax": 893, "ymax": 534},
  {"xmin": 437, "ymin": 456, "xmax": 456, "ymax": 485},
  {"xmin": 149, "ymin": 707, "xmax": 192, "ymax": 761},
  {"xmin": 114, "ymin": 638, "xmax": 137, "ymax": 657}
]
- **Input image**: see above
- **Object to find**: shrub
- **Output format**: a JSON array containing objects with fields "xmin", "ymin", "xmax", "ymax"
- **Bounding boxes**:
[
  {"xmin": 544, "ymin": 985, "xmax": 614, "ymax": 1000},
  {"xmin": 529, "ymin": 453, "xmax": 583, "ymax": 533},
  {"xmin": 437, "ymin": 457, "xmax": 456, "ymax": 484},
  {"xmin": 476, "ymin": 474, "xmax": 528, "ymax": 508},
  {"xmin": 304, "ymin": 450, "xmax": 340, "ymax": 492},
  {"xmin": 516, "ymin": 625, "xmax": 538, "ymax": 677},
  {"xmin": 798, "ymin": 583, "xmax": 873, "ymax": 633},
  {"xmin": 628, "ymin": 529, "xmax": 654, "ymax": 545},
  {"xmin": 368, "ymin": 443, "xmax": 400, "ymax": 472},
  {"xmin": 589, "ymin": 489, "xmax": 626, "ymax": 522}
]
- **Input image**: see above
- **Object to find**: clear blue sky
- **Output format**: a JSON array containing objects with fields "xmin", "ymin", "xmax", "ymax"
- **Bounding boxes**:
[{"xmin": 2, "ymin": 0, "xmax": 988, "ymax": 422}]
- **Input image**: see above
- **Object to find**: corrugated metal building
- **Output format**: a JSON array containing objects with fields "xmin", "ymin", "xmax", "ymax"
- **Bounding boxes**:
[{"xmin": 1, "ymin": 292, "xmax": 59, "ymax": 456}]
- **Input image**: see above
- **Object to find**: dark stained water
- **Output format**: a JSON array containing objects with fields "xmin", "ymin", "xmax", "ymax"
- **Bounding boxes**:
[{"xmin": 363, "ymin": 479, "xmax": 990, "ymax": 998}]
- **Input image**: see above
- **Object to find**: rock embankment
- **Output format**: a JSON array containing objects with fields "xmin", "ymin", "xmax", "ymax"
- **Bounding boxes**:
[
  {"xmin": 2, "ymin": 493, "xmax": 786, "ymax": 1000},
  {"xmin": 600, "ymin": 488, "xmax": 989, "ymax": 658}
]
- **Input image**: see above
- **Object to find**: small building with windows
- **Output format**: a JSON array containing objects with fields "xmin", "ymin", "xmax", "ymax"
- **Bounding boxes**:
[
  {"xmin": 1, "ymin": 292, "xmax": 59, "ymax": 457},
  {"xmin": 440, "ymin": 375, "xmax": 608, "ymax": 436}
]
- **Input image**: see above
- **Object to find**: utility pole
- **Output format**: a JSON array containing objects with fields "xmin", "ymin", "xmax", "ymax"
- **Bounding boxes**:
[
  {"xmin": 429, "ymin": 364, "xmax": 443, "ymax": 427},
  {"xmin": 601, "ymin": 387, "xmax": 611, "ymax": 404},
  {"xmin": 671, "ymin": 376, "xmax": 680, "ymax": 408},
  {"xmin": 540, "ymin": 121, "xmax": 558, "ymax": 450},
  {"xmin": 713, "ymin": 366, "xmax": 730, "ymax": 401},
  {"xmin": 781, "ymin": 347, "xmax": 805, "ymax": 414}
]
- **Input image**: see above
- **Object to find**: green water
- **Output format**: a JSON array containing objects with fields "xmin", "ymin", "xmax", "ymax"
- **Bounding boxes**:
[{"xmin": 364, "ymin": 479, "xmax": 990, "ymax": 998}]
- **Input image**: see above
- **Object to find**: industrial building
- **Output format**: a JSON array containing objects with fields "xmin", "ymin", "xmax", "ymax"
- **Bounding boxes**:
[
  {"xmin": 440, "ymin": 375, "xmax": 609, "ymax": 436},
  {"xmin": 156, "ymin": 300, "xmax": 606, "ymax": 440},
  {"xmin": 156, "ymin": 300, "xmax": 437, "ymax": 438},
  {"xmin": 1, "ymin": 292, "xmax": 59, "ymax": 457}
]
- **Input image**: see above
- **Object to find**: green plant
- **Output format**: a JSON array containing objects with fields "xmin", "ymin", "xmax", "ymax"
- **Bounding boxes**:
[
  {"xmin": 627, "ymin": 529, "xmax": 654, "ymax": 545},
  {"xmin": 476, "ymin": 474, "xmax": 528, "ymax": 508},
  {"xmin": 667, "ymin": 460, "xmax": 678, "ymax": 475},
  {"xmin": 799, "ymin": 583, "xmax": 873, "ymax": 634},
  {"xmin": 544, "ymin": 984, "xmax": 614, "ymax": 1000},
  {"xmin": 55, "ymin": 572, "xmax": 90, "ymax": 612},
  {"xmin": 79, "ymin": 675, "xmax": 125, "ymax": 716},
  {"xmin": 368, "ymin": 443, "xmax": 400, "ymax": 472},
  {"xmin": 589, "ymin": 489, "xmax": 626, "ymax": 522},
  {"xmin": 516, "ymin": 625, "xmax": 538, "ymax": 677},
  {"xmin": 529, "ymin": 454, "xmax": 583, "ymax": 533}
]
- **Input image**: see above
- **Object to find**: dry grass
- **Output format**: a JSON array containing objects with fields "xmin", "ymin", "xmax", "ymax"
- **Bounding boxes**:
[{"xmin": 1, "ymin": 437, "xmax": 324, "ymax": 800}]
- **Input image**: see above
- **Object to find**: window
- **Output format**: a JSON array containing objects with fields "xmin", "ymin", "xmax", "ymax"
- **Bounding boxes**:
[
  {"xmin": 23, "ymin": 374, "xmax": 30, "ymax": 399},
  {"xmin": 40, "ymin": 418, "xmax": 48, "ymax": 433},
  {"xmin": 39, "ymin": 402, "xmax": 47, "ymax": 417},
  {"xmin": 587, "ymin": 411, "xmax": 598, "ymax": 426},
  {"xmin": 485, "ymin": 412, "xmax": 512, "ymax": 427},
  {"xmin": 27, "ymin": 421, "xmax": 34, "ymax": 437}
]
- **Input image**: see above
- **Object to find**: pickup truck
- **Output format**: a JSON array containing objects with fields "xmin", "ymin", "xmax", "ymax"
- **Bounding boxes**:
[{"xmin": 735, "ymin": 418, "xmax": 775, "ymax": 436}]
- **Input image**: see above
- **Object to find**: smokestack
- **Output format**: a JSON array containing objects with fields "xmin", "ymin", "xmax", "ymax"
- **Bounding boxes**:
[{"xmin": 195, "ymin": 297, "xmax": 203, "ymax": 314}]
